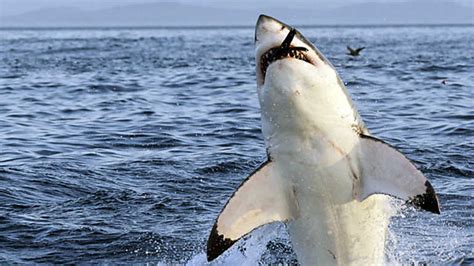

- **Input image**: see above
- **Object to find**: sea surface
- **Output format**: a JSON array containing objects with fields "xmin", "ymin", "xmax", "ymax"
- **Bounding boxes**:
[{"xmin": 0, "ymin": 25, "xmax": 472, "ymax": 264}]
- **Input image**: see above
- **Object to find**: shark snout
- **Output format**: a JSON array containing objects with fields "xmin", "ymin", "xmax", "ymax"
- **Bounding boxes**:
[
  {"xmin": 255, "ymin": 15, "xmax": 286, "ymax": 43},
  {"xmin": 255, "ymin": 15, "xmax": 318, "ymax": 86}
]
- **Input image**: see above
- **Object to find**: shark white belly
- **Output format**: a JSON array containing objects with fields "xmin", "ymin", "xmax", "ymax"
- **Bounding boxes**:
[
  {"xmin": 265, "ymin": 48, "xmax": 392, "ymax": 265},
  {"xmin": 206, "ymin": 15, "xmax": 440, "ymax": 265},
  {"xmin": 280, "ymin": 153, "xmax": 393, "ymax": 264}
]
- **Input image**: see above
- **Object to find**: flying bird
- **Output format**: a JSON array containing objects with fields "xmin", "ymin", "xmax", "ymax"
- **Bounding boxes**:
[{"xmin": 347, "ymin": 46, "xmax": 365, "ymax": 56}]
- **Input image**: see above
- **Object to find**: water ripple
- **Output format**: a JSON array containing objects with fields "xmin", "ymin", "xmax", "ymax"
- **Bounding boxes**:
[{"xmin": 0, "ymin": 25, "xmax": 472, "ymax": 264}]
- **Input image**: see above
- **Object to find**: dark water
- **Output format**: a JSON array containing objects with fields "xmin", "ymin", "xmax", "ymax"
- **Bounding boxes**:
[{"xmin": 0, "ymin": 25, "xmax": 472, "ymax": 264}]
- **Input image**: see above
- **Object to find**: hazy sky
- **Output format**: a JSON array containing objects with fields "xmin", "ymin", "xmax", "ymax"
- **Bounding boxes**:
[
  {"xmin": 1, "ymin": 0, "xmax": 472, "ymax": 26},
  {"xmin": 1, "ymin": 0, "xmax": 472, "ymax": 17}
]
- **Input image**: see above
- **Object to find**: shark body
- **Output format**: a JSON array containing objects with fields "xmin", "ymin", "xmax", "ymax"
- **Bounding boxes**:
[{"xmin": 207, "ymin": 15, "xmax": 440, "ymax": 265}]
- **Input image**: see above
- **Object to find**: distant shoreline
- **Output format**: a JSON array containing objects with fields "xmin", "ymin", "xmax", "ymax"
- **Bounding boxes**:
[
  {"xmin": 1, "ymin": 23, "xmax": 473, "ymax": 30},
  {"xmin": 2, "ymin": 1, "xmax": 472, "ymax": 30}
]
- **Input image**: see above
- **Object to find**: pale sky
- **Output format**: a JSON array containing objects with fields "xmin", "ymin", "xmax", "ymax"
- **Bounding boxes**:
[
  {"xmin": 1, "ymin": 0, "xmax": 472, "ymax": 17},
  {"xmin": 0, "ymin": 0, "xmax": 472, "ymax": 26}
]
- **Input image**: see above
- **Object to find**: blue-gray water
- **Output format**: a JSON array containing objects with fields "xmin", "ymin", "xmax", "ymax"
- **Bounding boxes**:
[{"xmin": 0, "ymin": 25, "xmax": 472, "ymax": 264}]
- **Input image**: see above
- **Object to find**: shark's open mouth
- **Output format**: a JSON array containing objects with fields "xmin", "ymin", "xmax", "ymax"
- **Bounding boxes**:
[{"xmin": 260, "ymin": 28, "xmax": 311, "ymax": 80}]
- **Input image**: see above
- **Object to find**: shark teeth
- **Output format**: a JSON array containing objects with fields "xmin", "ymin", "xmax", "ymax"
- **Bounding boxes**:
[{"xmin": 260, "ymin": 47, "xmax": 311, "ymax": 82}]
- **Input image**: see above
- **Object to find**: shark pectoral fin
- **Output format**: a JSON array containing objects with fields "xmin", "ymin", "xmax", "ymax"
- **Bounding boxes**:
[
  {"xmin": 355, "ymin": 135, "xmax": 440, "ymax": 214},
  {"xmin": 207, "ymin": 160, "xmax": 298, "ymax": 261}
]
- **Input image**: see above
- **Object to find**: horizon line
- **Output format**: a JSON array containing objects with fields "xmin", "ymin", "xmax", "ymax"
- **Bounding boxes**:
[{"xmin": 1, "ymin": 23, "xmax": 473, "ymax": 30}]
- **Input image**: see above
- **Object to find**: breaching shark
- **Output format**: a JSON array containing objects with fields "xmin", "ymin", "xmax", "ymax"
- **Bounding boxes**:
[{"xmin": 206, "ymin": 15, "xmax": 440, "ymax": 265}]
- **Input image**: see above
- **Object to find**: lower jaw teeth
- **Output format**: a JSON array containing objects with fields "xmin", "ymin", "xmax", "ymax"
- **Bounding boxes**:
[{"xmin": 261, "ymin": 54, "xmax": 308, "ymax": 79}]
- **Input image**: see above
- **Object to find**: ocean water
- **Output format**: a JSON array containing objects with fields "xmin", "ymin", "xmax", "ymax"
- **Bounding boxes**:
[{"xmin": 0, "ymin": 25, "xmax": 472, "ymax": 264}]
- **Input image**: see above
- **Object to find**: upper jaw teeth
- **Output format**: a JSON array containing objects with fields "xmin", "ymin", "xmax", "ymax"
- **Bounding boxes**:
[{"xmin": 259, "ymin": 28, "xmax": 312, "ymax": 83}]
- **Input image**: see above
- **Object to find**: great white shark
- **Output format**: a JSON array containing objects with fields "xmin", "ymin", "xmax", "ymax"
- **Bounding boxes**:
[{"xmin": 206, "ymin": 15, "xmax": 440, "ymax": 265}]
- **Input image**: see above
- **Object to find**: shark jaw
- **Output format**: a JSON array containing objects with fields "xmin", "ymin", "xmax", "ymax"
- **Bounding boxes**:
[
  {"xmin": 207, "ymin": 14, "xmax": 440, "ymax": 265},
  {"xmin": 255, "ymin": 15, "xmax": 335, "ymax": 88},
  {"xmin": 258, "ymin": 28, "xmax": 312, "ymax": 82}
]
